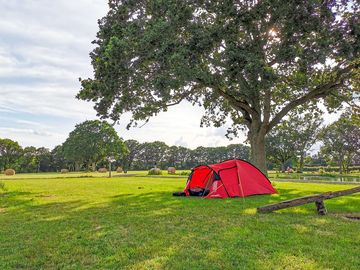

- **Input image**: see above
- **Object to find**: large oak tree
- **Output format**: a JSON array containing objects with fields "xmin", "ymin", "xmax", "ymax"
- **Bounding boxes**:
[{"xmin": 78, "ymin": 0, "xmax": 359, "ymax": 173}]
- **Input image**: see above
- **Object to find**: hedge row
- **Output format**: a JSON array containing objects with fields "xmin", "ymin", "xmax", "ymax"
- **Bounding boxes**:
[{"xmin": 302, "ymin": 166, "xmax": 360, "ymax": 172}]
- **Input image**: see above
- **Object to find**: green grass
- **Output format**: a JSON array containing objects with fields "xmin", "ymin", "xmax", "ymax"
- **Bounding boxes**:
[
  {"xmin": 0, "ymin": 173, "xmax": 359, "ymax": 269},
  {"xmin": 0, "ymin": 170, "xmax": 192, "ymax": 180}
]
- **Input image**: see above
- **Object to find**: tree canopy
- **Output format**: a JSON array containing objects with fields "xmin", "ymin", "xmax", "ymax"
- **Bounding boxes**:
[
  {"xmin": 121, "ymin": 140, "xmax": 250, "ymax": 170},
  {"xmin": 319, "ymin": 112, "xmax": 360, "ymax": 173},
  {"xmin": 62, "ymin": 120, "xmax": 127, "ymax": 171},
  {"xmin": 266, "ymin": 112, "xmax": 322, "ymax": 171},
  {"xmin": 78, "ymin": 0, "xmax": 359, "ymax": 172},
  {"xmin": 0, "ymin": 138, "xmax": 22, "ymax": 171}
]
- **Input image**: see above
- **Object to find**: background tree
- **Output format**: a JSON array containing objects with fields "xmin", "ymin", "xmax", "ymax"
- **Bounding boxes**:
[
  {"xmin": 78, "ymin": 0, "xmax": 359, "ymax": 173},
  {"xmin": 120, "ymin": 140, "xmax": 250, "ymax": 170},
  {"xmin": 319, "ymin": 113, "xmax": 360, "ymax": 173},
  {"xmin": 0, "ymin": 138, "xmax": 23, "ymax": 171},
  {"xmin": 226, "ymin": 144, "xmax": 250, "ymax": 161},
  {"xmin": 18, "ymin": 146, "xmax": 38, "ymax": 173},
  {"xmin": 135, "ymin": 141, "xmax": 169, "ymax": 169},
  {"xmin": 36, "ymin": 147, "xmax": 52, "ymax": 172},
  {"xmin": 164, "ymin": 146, "xmax": 186, "ymax": 169},
  {"xmin": 165, "ymin": 146, "xmax": 192, "ymax": 169},
  {"xmin": 266, "ymin": 124, "xmax": 297, "ymax": 172},
  {"xmin": 62, "ymin": 120, "xmax": 126, "ymax": 171},
  {"xmin": 266, "ymin": 112, "xmax": 322, "ymax": 172},
  {"xmin": 120, "ymin": 139, "xmax": 143, "ymax": 172},
  {"xmin": 50, "ymin": 145, "xmax": 68, "ymax": 172},
  {"xmin": 290, "ymin": 112, "xmax": 322, "ymax": 172}
]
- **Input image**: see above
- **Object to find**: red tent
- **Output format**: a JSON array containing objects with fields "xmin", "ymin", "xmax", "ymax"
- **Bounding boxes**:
[{"xmin": 183, "ymin": 159, "xmax": 276, "ymax": 198}]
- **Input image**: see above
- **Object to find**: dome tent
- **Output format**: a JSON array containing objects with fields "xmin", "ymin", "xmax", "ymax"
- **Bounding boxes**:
[{"xmin": 175, "ymin": 159, "xmax": 276, "ymax": 198}]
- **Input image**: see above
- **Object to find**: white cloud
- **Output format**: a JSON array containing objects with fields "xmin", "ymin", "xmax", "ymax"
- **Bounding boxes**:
[
  {"xmin": 174, "ymin": 136, "xmax": 188, "ymax": 147},
  {"xmin": 0, "ymin": 127, "xmax": 53, "ymax": 137},
  {"xmin": 0, "ymin": 0, "xmax": 340, "ymax": 151},
  {"xmin": 114, "ymin": 102, "xmax": 248, "ymax": 149}
]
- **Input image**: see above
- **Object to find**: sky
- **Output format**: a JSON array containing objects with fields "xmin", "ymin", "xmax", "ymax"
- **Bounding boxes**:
[{"xmin": 0, "ymin": 1, "xmax": 339, "ymax": 150}]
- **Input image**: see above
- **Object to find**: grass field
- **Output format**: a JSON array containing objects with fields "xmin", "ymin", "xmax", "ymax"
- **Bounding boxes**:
[{"xmin": 1, "ymin": 173, "xmax": 359, "ymax": 269}]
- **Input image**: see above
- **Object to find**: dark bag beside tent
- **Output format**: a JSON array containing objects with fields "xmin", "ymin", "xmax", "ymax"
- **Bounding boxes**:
[{"xmin": 174, "ymin": 159, "xmax": 276, "ymax": 198}]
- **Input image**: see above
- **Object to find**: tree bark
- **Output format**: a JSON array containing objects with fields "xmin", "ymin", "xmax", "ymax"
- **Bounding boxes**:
[
  {"xmin": 249, "ymin": 127, "xmax": 267, "ymax": 175},
  {"xmin": 339, "ymin": 157, "xmax": 343, "ymax": 174},
  {"xmin": 299, "ymin": 152, "xmax": 305, "ymax": 173},
  {"xmin": 75, "ymin": 162, "xmax": 80, "ymax": 172}
]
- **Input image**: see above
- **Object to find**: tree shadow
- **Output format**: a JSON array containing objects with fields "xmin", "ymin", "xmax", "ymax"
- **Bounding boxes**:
[{"xmin": 0, "ymin": 185, "xmax": 359, "ymax": 269}]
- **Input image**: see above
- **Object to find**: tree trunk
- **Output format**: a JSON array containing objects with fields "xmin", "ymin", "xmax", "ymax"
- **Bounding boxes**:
[
  {"xmin": 249, "ymin": 129, "xmax": 267, "ymax": 175},
  {"xmin": 92, "ymin": 162, "xmax": 96, "ymax": 172},
  {"xmin": 339, "ymin": 158, "xmax": 343, "ymax": 174},
  {"xmin": 299, "ymin": 153, "xmax": 305, "ymax": 173},
  {"xmin": 75, "ymin": 162, "xmax": 80, "ymax": 172}
]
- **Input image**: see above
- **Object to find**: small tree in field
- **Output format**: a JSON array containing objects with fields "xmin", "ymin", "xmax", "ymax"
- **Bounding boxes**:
[
  {"xmin": 62, "ymin": 120, "xmax": 127, "ymax": 171},
  {"xmin": 0, "ymin": 138, "xmax": 22, "ymax": 171},
  {"xmin": 319, "ymin": 112, "xmax": 360, "ymax": 174},
  {"xmin": 266, "ymin": 112, "xmax": 322, "ymax": 172},
  {"xmin": 78, "ymin": 1, "xmax": 359, "ymax": 173}
]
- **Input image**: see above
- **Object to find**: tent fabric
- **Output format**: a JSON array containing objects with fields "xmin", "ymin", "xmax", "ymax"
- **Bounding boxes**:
[{"xmin": 183, "ymin": 159, "xmax": 276, "ymax": 198}]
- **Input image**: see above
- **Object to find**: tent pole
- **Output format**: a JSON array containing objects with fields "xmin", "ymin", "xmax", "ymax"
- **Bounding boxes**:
[{"xmin": 237, "ymin": 165, "xmax": 245, "ymax": 202}]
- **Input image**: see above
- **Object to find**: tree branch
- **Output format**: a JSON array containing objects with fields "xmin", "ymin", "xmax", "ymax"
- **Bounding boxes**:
[
  {"xmin": 194, "ymin": 77, "xmax": 259, "ymax": 123},
  {"xmin": 164, "ymin": 89, "xmax": 195, "ymax": 108},
  {"xmin": 267, "ymin": 65, "xmax": 355, "ymax": 132},
  {"xmin": 215, "ymin": 88, "xmax": 260, "ymax": 120},
  {"xmin": 268, "ymin": 82, "xmax": 340, "ymax": 131}
]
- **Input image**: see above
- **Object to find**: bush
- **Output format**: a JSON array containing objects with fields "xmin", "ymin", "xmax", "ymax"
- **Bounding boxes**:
[
  {"xmin": 116, "ymin": 167, "xmax": 123, "ymax": 173},
  {"xmin": 302, "ymin": 166, "xmax": 360, "ymax": 173},
  {"xmin": 98, "ymin": 168, "xmax": 108, "ymax": 173},
  {"xmin": 60, "ymin": 169, "xmax": 69, "ymax": 174},
  {"xmin": 167, "ymin": 167, "xmax": 176, "ymax": 174},
  {"xmin": 179, "ymin": 171, "xmax": 190, "ymax": 176},
  {"xmin": 148, "ymin": 168, "xmax": 162, "ymax": 175},
  {"xmin": 4, "ymin": 169, "xmax": 15, "ymax": 176}
]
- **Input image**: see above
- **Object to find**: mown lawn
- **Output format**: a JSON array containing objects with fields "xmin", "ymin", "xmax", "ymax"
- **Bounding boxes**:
[{"xmin": 0, "ymin": 174, "xmax": 359, "ymax": 269}]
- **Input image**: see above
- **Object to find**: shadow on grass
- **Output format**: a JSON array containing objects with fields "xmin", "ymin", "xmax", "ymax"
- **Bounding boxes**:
[{"xmin": 0, "ymin": 186, "xmax": 359, "ymax": 269}]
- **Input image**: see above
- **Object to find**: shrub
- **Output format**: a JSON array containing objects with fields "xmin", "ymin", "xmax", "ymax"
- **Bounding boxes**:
[
  {"xmin": 167, "ymin": 167, "xmax": 176, "ymax": 174},
  {"xmin": 179, "ymin": 171, "xmax": 190, "ymax": 176},
  {"xmin": 98, "ymin": 168, "xmax": 108, "ymax": 173},
  {"xmin": 302, "ymin": 166, "xmax": 360, "ymax": 173},
  {"xmin": 116, "ymin": 167, "xmax": 123, "ymax": 173},
  {"xmin": 319, "ymin": 167, "xmax": 325, "ymax": 174},
  {"xmin": 60, "ymin": 169, "xmax": 69, "ymax": 174},
  {"xmin": 148, "ymin": 168, "xmax": 162, "ymax": 175},
  {"xmin": 4, "ymin": 169, "xmax": 15, "ymax": 176}
]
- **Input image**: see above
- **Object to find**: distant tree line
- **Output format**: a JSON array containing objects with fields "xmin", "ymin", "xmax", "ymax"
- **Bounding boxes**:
[
  {"xmin": 0, "ymin": 120, "xmax": 250, "ymax": 172},
  {"xmin": 1, "ymin": 112, "xmax": 359, "ymax": 173},
  {"xmin": 119, "ymin": 141, "xmax": 250, "ymax": 171},
  {"xmin": 0, "ymin": 138, "xmax": 250, "ymax": 173}
]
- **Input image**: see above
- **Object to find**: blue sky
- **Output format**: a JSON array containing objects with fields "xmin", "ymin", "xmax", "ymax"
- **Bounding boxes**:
[{"xmin": 0, "ymin": 1, "xmax": 339, "ymax": 150}]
